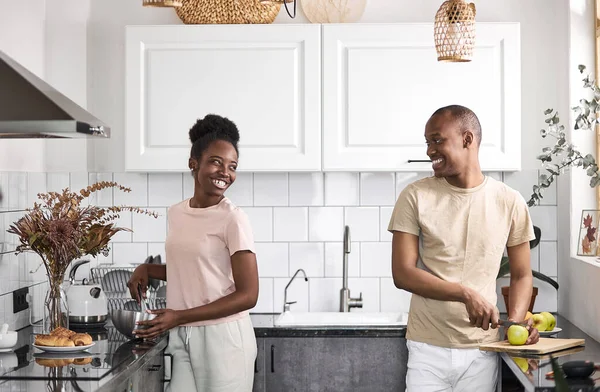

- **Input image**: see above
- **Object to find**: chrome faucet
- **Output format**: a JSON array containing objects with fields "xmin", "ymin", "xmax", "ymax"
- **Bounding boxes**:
[
  {"xmin": 340, "ymin": 225, "xmax": 363, "ymax": 312},
  {"xmin": 283, "ymin": 268, "xmax": 308, "ymax": 312}
]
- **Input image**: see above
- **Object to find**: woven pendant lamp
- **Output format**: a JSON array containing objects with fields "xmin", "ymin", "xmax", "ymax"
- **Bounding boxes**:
[
  {"xmin": 259, "ymin": 0, "xmax": 296, "ymax": 18},
  {"xmin": 434, "ymin": 0, "xmax": 476, "ymax": 62},
  {"xmin": 143, "ymin": 0, "xmax": 182, "ymax": 7}
]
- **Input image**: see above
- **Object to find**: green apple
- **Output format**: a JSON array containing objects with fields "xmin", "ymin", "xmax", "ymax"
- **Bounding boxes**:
[
  {"xmin": 540, "ymin": 311, "xmax": 556, "ymax": 331},
  {"xmin": 513, "ymin": 357, "xmax": 529, "ymax": 372},
  {"xmin": 532, "ymin": 313, "xmax": 550, "ymax": 332},
  {"xmin": 507, "ymin": 325, "xmax": 529, "ymax": 346}
]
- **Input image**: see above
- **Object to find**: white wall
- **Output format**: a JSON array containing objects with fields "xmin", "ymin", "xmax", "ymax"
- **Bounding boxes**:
[{"xmin": 557, "ymin": 0, "xmax": 600, "ymax": 342}]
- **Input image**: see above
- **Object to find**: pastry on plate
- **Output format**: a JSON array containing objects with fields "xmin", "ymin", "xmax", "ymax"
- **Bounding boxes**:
[
  {"xmin": 50, "ymin": 327, "xmax": 76, "ymax": 339},
  {"xmin": 34, "ymin": 334, "xmax": 75, "ymax": 347},
  {"xmin": 72, "ymin": 333, "xmax": 93, "ymax": 346}
]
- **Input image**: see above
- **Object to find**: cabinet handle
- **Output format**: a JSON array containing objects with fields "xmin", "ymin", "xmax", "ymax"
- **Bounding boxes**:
[
  {"xmin": 407, "ymin": 160, "xmax": 432, "ymax": 163},
  {"xmin": 254, "ymin": 358, "xmax": 258, "ymax": 373},
  {"xmin": 162, "ymin": 353, "xmax": 173, "ymax": 383},
  {"xmin": 270, "ymin": 345, "xmax": 275, "ymax": 373}
]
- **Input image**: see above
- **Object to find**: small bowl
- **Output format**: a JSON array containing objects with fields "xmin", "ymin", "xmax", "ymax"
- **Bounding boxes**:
[
  {"xmin": 0, "ymin": 332, "xmax": 17, "ymax": 350},
  {"xmin": 111, "ymin": 309, "xmax": 156, "ymax": 339}
]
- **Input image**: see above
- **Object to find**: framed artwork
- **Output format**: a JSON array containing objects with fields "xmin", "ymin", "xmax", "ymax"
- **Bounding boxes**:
[{"xmin": 578, "ymin": 210, "xmax": 600, "ymax": 256}]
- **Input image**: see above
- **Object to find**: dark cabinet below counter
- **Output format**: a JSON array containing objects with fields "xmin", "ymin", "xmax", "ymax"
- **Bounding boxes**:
[{"xmin": 253, "ymin": 337, "xmax": 407, "ymax": 392}]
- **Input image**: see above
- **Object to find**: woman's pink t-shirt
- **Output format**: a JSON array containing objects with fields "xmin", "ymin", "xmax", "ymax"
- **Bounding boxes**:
[{"xmin": 165, "ymin": 197, "xmax": 256, "ymax": 326}]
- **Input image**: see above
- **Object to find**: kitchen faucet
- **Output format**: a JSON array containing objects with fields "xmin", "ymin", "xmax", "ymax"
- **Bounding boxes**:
[
  {"xmin": 283, "ymin": 268, "xmax": 308, "ymax": 312},
  {"xmin": 340, "ymin": 225, "xmax": 363, "ymax": 312}
]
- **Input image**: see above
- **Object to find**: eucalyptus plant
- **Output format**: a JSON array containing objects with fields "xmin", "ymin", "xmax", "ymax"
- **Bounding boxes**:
[{"xmin": 528, "ymin": 65, "xmax": 600, "ymax": 207}]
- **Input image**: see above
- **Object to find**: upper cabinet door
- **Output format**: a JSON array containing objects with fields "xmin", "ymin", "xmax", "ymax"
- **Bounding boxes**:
[
  {"xmin": 126, "ymin": 25, "xmax": 321, "ymax": 172},
  {"xmin": 322, "ymin": 23, "xmax": 521, "ymax": 172}
]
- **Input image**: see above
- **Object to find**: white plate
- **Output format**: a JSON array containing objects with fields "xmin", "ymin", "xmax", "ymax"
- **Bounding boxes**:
[
  {"xmin": 539, "ymin": 327, "xmax": 562, "ymax": 336},
  {"xmin": 33, "ymin": 342, "xmax": 95, "ymax": 353}
]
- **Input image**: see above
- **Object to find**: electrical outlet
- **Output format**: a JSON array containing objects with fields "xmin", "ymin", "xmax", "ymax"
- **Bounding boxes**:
[{"xmin": 13, "ymin": 287, "xmax": 29, "ymax": 313}]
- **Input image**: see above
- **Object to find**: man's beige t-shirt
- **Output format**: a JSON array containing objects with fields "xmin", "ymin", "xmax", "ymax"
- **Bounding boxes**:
[
  {"xmin": 165, "ymin": 197, "xmax": 255, "ymax": 327},
  {"xmin": 388, "ymin": 176, "xmax": 535, "ymax": 348}
]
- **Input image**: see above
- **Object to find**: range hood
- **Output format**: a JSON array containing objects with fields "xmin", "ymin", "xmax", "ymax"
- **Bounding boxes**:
[{"xmin": 0, "ymin": 50, "xmax": 110, "ymax": 139}]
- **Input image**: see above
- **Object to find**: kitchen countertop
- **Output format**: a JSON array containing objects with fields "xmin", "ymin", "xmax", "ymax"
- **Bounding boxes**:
[
  {"xmin": 0, "ymin": 323, "xmax": 168, "ymax": 392},
  {"xmin": 250, "ymin": 313, "xmax": 407, "ymax": 338},
  {"xmin": 500, "ymin": 314, "xmax": 600, "ymax": 392}
]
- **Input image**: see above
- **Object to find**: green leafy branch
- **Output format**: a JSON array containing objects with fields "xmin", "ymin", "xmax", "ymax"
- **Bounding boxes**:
[{"xmin": 529, "ymin": 65, "xmax": 600, "ymax": 207}]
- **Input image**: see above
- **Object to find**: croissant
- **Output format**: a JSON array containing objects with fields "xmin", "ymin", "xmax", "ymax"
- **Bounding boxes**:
[
  {"xmin": 73, "ymin": 357, "xmax": 93, "ymax": 365},
  {"xmin": 72, "ymin": 333, "xmax": 93, "ymax": 346},
  {"xmin": 35, "ymin": 357, "xmax": 74, "ymax": 367},
  {"xmin": 50, "ymin": 327, "xmax": 76, "ymax": 339},
  {"xmin": 34, "ymin": 334, "xmax": 75, "ymax": 347}
]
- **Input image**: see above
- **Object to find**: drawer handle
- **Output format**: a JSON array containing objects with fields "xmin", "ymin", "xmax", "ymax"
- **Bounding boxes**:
[{"xmin": 270, "ymin": 345, "xmax": 275, "ymax": 373}]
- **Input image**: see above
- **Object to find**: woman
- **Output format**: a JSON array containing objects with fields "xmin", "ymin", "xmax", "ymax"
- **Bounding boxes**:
[{"xmin": 127, "ymin": 114, "xmax": 259, "ymax": 392}]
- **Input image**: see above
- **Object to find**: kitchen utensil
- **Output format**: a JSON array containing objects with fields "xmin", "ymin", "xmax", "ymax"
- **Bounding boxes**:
[
  {"xmin": 137, "ymin": 284, "xmax": 149, "ymax": 313},
  {"xmin": 562, "ymin": 360, "xmax": 596, "ymax": 378},
  {"xmin": 480, "ymin": 338, "xmax": 585, "ymax": 355},
  {"xmin": 100, "ymin": 269, "xmax": 133, "ymax": 297},
  {"xmin": 110, "ymin": 309, "xmax": 156, "ymax": 339},
  {"xmin": 498, "ymin": 319, "xmax": 529, "ymax": 329},
  {"xmin": 67, "ymin": 260, "xmax": 108, "ymax": 325}
]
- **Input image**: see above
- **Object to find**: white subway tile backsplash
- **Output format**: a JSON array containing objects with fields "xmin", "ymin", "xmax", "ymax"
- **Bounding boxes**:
[
  {"xmin": 113, "ymin": 173, "xmax": 148, "ymax": 207},
  {"xmin": 254, "ymin": 173, "xmax": 288, "ymax": 206},
  {"xmin": 289, "ymin": 243, "xmax": 324, "ymax": 278},
  {"xmin": 69, "ymin": 172, "xmax": 89, "ymax": 194},
  {"xmin": 274, "ymin": 277, "xmax": 309, "ymax": 312},
  {"xmin": 253, "ymin": 278, "xmax": 274, "ymax": 313},
  {"xmin": 255, "ymin": 243, "xmax": 289, "ymax": 278},
  {"xmin": 0, "ymin": 173, "xmax": 8, "ymax": 209},
  {"xmin": 132, "ymin": 208, "xmax": 167, "ymax": 242},
  {"xmin": 111, "ymin": 210, "xmax": 133, "ymax": 242},
  {"xmin": 360, "ymin": 173, "xmax": 395, "ymax": 206},
  {"xmin": 46, "ymin": 173, "xmax": 70, "ymax": 193},
  {"xmin": 309, "ymin": 278, "xmax": 339, "ymax": 311},
  {"xmin": 325, "ymin": 173, "xmax": 359, "ymax": 206},
  {"xmin": 531, "ymin": 242, "xmax": 540, "ymax": 272},
  {"xmin": 324, "ymin": 242, "xmax": 360, "ymax": 278},
  {"xmin": 88, "ymin": 173, "xmax": 114, "ymax": 207},
  {"xmin": 308, "ymin": 207, "xmax": 343, "ymax": 242},
  {"xmin": 8, "ymin": 173, "xmax": 27, "ymax": 209},
  {"xmin": 27, "ymin": 173, "xmax": 46, "ymax": 206},
  {"xmin": 504, "ymin": 170, "xmax": 538, "ymax": 201},
  {"xmin": 111, "ymin": 243, "xmax": 148, "ymax": 265},
  {"xmin": 345, "ymin": 207, "xmax": 379, "ymax": 241},
  {"xmin": 148, "ymin": 173, "xmax": 183, "ymax": 207},
  {"xmin": 273, "ymin": 207, "xmax": 308, "ymax": 242},
  {"xmin": 380, "ymin": 207, "xmax": 393, "ymax": 242},
  {"xmin": 226, "ymin": 173, "xmax": 253, "ymax": 207},
  {"xmin": 245, "ymin": 207, "xmax": 273, "ymax": 242},
  {"xmin": 360, "ymin": 242, "xmax": 392, "ymax": 277},
  {"xmin": 347, "ymin": 278, "xmax": 380, "ymax": 312},
  {"xmin": 183, "ymin": 173, "xmax": 194, "ymax": 200},
  {"xmin": 380, "ymin": 278, "xmax": 412, "ymax": 313},
  {"xmin": 540, "ymin": 241, "xmax": 558, "ymax": 277},
  {"xmin": 396, "ymin": 172, "xmax": 430, "ymax": 199},
  {"xmin": 529, "ymin": 206, "xmax": 557, "ymax": 241},
  {"xmin": 289, "ymin": 173, "xmax": 324, "ymax": 206}
]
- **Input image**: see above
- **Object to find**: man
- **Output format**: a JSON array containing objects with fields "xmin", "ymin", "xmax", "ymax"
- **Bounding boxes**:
[{"xmin": 388, "ymin": 105, "xmax": 539, "ymax": 391}]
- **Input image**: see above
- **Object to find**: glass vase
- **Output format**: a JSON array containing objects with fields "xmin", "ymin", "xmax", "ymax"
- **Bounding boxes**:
[{"xmin": 43, "ymin": 274, "xmax": 69, "ymax": 333}]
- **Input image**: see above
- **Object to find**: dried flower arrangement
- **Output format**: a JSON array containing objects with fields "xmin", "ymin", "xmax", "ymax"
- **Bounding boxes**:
[{"xmin": 7, "ymin": 181, "xmax": 157, "ymax": 331}]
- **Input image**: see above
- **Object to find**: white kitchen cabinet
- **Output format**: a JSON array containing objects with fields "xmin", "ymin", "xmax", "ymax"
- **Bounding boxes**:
[
  {"xmin": 125, "ymin": 25, "xmax": 321, "ymax": 172},
  {"xmin": 322, "ymin": 23, "xmax": 521, "ymax": 172}
]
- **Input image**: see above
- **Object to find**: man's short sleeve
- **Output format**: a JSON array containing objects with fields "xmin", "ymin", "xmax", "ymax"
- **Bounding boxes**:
[
  {"xmin": 507, "ymin": 194, "xmax": 535, "ymax": 247},
  {"xmin": 388, "ymin": 184, "xmax": 420, "ymax": 236}
]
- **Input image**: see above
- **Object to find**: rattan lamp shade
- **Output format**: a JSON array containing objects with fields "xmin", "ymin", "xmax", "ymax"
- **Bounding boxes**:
[
  {"xmin": 434, "ymin": 0, "xmax": 476, "ymax": 62},
  {"xmin": 175, "ymin": 0, "xmax": 281, "ymax": 24},
  {"xmin": 143, "ymin": 0, "xmax": 182, "ymax": 6}
]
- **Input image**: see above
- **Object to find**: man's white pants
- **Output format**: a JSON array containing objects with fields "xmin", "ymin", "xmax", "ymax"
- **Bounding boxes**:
[{"xmin": 406, "ymin": 340, "xmax": 498, "ymax": 392}]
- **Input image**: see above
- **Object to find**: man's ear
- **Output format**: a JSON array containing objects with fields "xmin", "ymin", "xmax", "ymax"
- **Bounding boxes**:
[{"xmin": 463, "ymin": 131, "xmax": 474, "ymax": 148}]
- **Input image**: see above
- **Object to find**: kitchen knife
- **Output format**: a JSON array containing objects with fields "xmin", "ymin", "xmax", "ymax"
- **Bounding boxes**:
[{"xmin": 498, "ymin": 319, "xmax": 529, "ymax": 328}]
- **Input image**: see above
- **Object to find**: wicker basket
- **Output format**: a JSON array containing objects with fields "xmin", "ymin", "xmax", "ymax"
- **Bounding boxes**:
[
  {"xmin": 175, "ymin": 0, "xmax": 281, "ymax": 24},
  {"xmin": 434, "ymin": 0, "xmax": 476, "ymax": 62}
]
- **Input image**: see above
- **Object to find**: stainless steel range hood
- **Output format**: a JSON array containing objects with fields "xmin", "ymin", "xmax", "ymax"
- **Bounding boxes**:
[{"xmin": 0, "ymin": 50, "xmax": 110, "ymax": 139}]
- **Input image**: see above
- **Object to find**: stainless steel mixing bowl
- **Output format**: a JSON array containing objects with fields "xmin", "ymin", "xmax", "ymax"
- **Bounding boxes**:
[{"xmin": 110, "ymin": 309, "xmax": 156, "ymax": 339}]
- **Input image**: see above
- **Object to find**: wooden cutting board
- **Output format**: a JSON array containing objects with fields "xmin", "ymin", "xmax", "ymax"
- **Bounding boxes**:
[{"xmin": 479, "ymin": 338, "xmax": 585, "ymax": 354}]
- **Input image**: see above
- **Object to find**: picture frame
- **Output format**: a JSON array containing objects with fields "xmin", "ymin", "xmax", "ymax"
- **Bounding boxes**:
[{"xmin": 577, "ymin": 209, "xmax": 600, "ymax": 256}]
